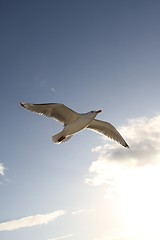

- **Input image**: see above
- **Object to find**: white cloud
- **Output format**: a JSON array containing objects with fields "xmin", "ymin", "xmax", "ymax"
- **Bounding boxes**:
[
  {"xmin": 0, "ymin": 210, "xmax": 65, "ymax": 231},
  {"xmin": 86, "ymin": 115, "xmax": 160, "ymax": 239},
  {"xmin": 86, "ymin": 115, "xmax": 160, "ymax": 186},
  {"xmin": 48, "ymin": 233, "xmax": 74, "ymax": 240},
  {"xmin": 0, "ymin": 163, "xmax": 5, "ymax": 176}
]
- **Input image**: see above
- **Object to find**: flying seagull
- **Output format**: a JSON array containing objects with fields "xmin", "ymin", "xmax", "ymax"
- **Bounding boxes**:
[{"xmin": 20, "ymin": 102, "xmax": 129, "ymax": 148}]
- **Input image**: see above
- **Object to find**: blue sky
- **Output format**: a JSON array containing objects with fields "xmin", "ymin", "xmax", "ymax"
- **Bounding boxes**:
[{"xmin": 1, "ymin": 1, "xmax": 160, "ymax": 239}]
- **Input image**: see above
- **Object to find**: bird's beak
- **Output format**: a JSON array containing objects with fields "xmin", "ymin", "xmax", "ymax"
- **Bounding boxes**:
[{"xmin": 96, "ymin": 110, "xmax": 102, "ymax": 114}]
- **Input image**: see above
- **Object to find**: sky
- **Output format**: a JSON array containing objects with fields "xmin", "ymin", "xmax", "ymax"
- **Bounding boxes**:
[{"xmin": 1, "ymin": 0, "xmax": 160, "ymax": 239}]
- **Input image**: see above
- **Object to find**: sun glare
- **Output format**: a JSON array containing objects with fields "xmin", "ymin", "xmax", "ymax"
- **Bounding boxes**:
[{"xmin": 116, "ymin": 165, "xmax": 160, "ymax": 239}]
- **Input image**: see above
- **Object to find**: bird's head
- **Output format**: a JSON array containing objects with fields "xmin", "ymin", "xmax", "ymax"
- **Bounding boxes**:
[
  {"xmin": 89, "ymin": 109, "xmax": 102, "ymax": 117},
  {"xmin": 90, "ymin": 110, "xmax": 102, "ymax": 114},
  {"xmin": 83, "ymin": 109, "xmax": 102, "ymax": 119}
]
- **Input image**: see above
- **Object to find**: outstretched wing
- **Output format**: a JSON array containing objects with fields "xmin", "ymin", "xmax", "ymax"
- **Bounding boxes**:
[
  {"xmin": 20, "ymin": 102, "xmax": 79, "ymax": 125},
  {"xmin": 87, "ymin": 119, "xmax": 129, "ymax": 148}
]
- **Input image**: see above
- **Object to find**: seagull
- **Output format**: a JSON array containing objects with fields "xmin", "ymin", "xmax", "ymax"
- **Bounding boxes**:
[{"xmin": 20, "ymin": 102, "xmax": 129, "ymax": 148}]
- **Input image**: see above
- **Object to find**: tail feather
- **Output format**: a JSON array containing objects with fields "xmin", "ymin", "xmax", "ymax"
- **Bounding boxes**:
[{"xmin": 52, "ymin": 132, "xmax": 73, "ymax": 144}]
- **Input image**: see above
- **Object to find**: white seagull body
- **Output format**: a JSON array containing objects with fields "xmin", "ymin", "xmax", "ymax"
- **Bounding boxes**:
[{"xmin": 20, "ymin": 102, "xmax": 129, "ymax": 148}]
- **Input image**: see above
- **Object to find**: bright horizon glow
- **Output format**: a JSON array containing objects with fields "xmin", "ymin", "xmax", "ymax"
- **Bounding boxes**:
[{"xmin": 118, "ymin": 166, "xmax": 160, "ymax": 240}]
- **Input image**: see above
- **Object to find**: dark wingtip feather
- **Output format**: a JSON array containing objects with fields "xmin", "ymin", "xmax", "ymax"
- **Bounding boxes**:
[
  {"xmin": 124, "ymin": 142, "xmax": 130, "ymax": 148},
  {"xmin": 20, "ymin": 102, "xmax": 25, "ymax": 108}
]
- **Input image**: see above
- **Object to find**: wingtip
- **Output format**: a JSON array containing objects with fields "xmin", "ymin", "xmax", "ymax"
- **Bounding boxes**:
[
  {"xmin": 20, "ymin": 102, "xmax": 25, "ymax": 108},
  {"xmin": 124, "ymin": 142, "xmax": 130, "ymax": 148}
]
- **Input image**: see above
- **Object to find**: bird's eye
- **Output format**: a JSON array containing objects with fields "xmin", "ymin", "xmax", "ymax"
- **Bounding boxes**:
[{"xmin": 91, "ymin": 111, "xmax": 94, "ymax": 113}]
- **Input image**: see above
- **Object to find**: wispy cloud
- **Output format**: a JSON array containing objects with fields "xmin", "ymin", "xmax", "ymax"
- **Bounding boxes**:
[
  {"xmin": 0, "ymin": 163, "xmax": 5, "ymax": 176},
  {"xmin": 71, "ymin": 208, "xmax": 92, "ymax": 216},
  {"xmin": 51, "ymin": 87, "xmax": 56, "ymax": 92},
  {"xmin": 71, "ymin": 209, "xmax": 84, "ymax": 215},
  {"xmin": 0, "ymin": 210, "xmax": 65, "ymax": 231},
  {"xmin": 48, "ymin": 233, "xmax": 74, "ymax": 240},
  {"xmin": 86, "ymin": 115, "xmax": 160, "ymax": 186}
]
